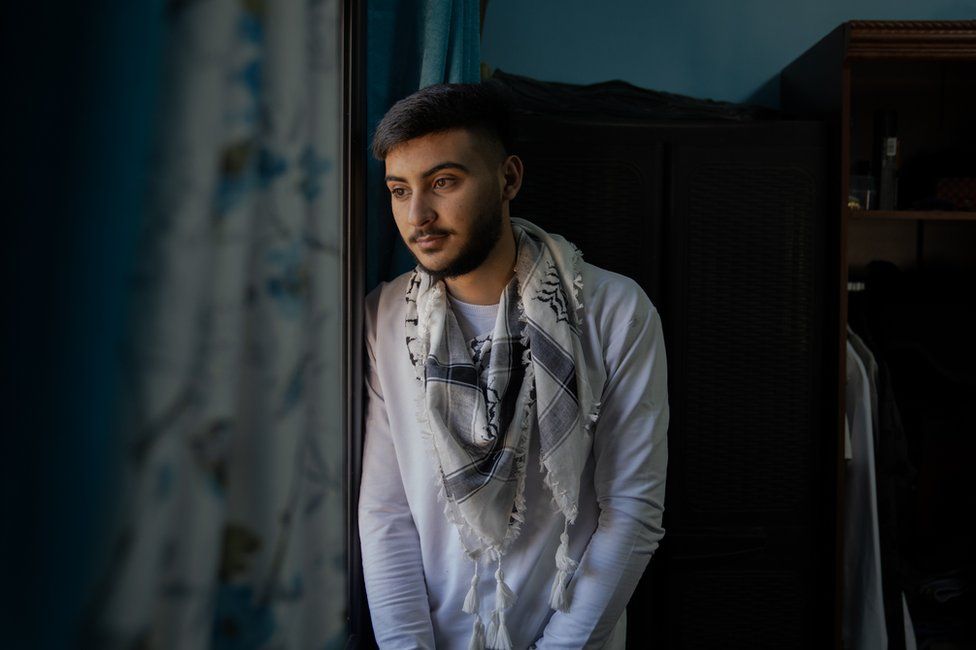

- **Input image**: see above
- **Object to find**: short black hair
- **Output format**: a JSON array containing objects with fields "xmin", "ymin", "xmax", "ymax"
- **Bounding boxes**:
[{"xmin": 371, "ymin": 82, "xmax": 515, "ymax": 161}]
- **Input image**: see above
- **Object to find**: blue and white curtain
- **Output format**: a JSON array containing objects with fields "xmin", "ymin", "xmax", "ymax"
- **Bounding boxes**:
[
  {"xmin": 89, "ymin": 0, "xmax": 345, "ymax": 647},
  {"xmin": 82, "ymin": 0, "xmax": 483, "ymax": 647}
]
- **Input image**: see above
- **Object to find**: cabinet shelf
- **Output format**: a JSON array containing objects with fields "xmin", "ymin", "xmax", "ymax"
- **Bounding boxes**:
[{"xmin": 848, "ymin": 209, "xmax": 976, "ymax": 222}]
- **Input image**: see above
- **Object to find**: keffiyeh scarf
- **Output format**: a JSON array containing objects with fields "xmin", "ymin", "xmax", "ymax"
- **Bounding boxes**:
[{"xmin": 404, "ymin": 218, "xmax": 600, "ymax": 649}]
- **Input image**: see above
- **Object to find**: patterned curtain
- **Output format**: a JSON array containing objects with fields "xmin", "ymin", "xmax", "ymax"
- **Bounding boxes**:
[{"xmin": 87, "ymin": 0, "xmax": 346, "ymax": 647}]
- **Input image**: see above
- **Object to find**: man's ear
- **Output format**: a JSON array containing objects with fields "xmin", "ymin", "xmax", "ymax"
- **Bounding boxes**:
[{"xmin": 501, "ymin": 154, "xmax": 523, "ymax": 201}]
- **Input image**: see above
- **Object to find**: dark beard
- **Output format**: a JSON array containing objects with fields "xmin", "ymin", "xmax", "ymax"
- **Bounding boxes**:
[{"xmin": 416, "ymin": 196, "xmax": 503, "ymax": 281}]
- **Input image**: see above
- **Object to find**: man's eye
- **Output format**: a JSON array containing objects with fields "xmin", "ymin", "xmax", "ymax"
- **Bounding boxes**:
[
  {"xmin": 390, "ymin": 187, "xmax": 408, "ymax": 199},
  {"xmin": 433, "ymin": 177, "xmax": 455, "ymax": 189}
]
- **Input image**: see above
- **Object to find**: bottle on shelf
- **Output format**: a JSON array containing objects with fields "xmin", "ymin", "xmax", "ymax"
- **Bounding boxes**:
[{"xmin": 872, "ymin": 109, "xmax": 899, "ymax": 211}]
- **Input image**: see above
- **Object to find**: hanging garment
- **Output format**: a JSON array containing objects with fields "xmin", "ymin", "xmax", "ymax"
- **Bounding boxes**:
[
  {"xmin": 903, "ymin": 593, "xmax": 917, "ymax": 650},
  {"xmin": 843, "ymin": 339, "xmax": 888, "ymax": 649},
  {"xmin": 849, "ymin": 274, "xmax": 913, "ymax": 648},
  {"xmin": 849, "ymin": 261, "xmax": 976, "ymax": 648},
  {"xmin": 847, "ymin": 330, "xmax": 880, "ymax": 451}
]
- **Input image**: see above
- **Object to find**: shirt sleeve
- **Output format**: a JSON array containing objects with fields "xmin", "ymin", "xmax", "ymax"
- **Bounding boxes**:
[
  {"xmin": 535, "ymin": 299, "xmax": 669, "ymax": 649},
  {"xmin": 358, "ymin": 291, "xmax": 437, "ymax": 649}
]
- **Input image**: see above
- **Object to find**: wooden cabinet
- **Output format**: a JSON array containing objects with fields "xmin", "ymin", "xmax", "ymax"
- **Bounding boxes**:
[
  {"xmin": 783, "ymin": 20, "xmax": 976, "ymax": 649},
  {"xmin": 512, "ymin": 113, "xmax": 836, "ymax": 649}
]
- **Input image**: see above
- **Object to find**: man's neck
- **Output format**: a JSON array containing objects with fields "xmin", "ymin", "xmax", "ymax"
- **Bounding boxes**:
[{"xmin": 444, "ymin": 223, "xmax": 517, "ymax": 305}]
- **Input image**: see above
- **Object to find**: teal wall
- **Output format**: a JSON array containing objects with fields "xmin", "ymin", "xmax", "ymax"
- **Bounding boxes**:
[{"xmin": 481, "ymin": 1, "xmax": 975, "ymax": 108}]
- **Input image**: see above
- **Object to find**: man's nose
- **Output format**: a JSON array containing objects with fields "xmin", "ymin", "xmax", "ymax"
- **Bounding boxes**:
[{"xmin": 407, "ymin": 193, "xmax": 435, "ymax": 227}]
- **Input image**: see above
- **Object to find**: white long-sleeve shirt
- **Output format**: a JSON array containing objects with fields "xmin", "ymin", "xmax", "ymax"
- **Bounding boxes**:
[{"xmin": 359, "ymin": 262, "xmax": 669, "ymax": 649}]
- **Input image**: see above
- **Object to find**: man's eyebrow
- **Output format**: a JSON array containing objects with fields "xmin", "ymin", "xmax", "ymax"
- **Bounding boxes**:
[
  {"xmin": 422, "ymin": 162, "xmax": 469, "ymax": 177},
  {"xmin": 384, "ymin": 161, "xmax": 470, "ymax": 183}
]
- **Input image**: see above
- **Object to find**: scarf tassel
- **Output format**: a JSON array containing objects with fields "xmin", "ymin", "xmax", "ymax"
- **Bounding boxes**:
[
  {"xmin": 462, "ymin": 571, "xmax": 480, "ymax": 614},
  {"xmin": 486, "ymin": 609, "xmax": 512, "ymax": 650},
  {"xmin": 548, "ymin": 527, "xmax": 578, "ymax": 612},
  {"xmin": 486, "ymin": 610, "xmax": 499, "ymax": 648},
  {"xmin": 486, "ymin": 564, "xmax": 515, "ymax": 649},
  {"xmin": 493, "ymin": 566, "xmax": 516, "ymax": 608},
  {"xmin": 468, "ymin": 616, "xmax": 486, "ymax": 650},
  {"xmin": 464, "ymin": 561, "xmax": 485, "ymax": 649}
]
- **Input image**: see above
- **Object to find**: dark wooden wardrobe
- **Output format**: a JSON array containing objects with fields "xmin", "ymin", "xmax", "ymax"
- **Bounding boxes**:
[{"xmin": 507, "ymin": 92, "xmax": 839, "ymax": 647}]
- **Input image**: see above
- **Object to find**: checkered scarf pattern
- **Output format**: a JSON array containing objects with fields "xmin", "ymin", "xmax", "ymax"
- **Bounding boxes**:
[{"xmin": 404, "ymin": 219, "xmax": 599, "ymax": 560}]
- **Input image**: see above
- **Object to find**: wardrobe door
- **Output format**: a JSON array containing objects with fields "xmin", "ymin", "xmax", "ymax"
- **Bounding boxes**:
[
  {"xmin": 510, "ymin": 116, "xmax": 666, "ymax": 306},
  {"xmin": 647, "ymin": 131, "xmax": 837, "ymax": 649}
]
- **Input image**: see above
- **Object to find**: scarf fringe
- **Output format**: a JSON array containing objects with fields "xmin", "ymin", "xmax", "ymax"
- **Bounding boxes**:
[
  {"xmin": 513, "ymin": 218, "xmax": 599, "ymax": 527},
  {"xmin": 570, "ymin": 245, "xmax": 586, "ymax": 327},
  {"xmin": 407, "ymin": 274, "xmax": 504, "ymax": 559},
  {"xmin": 498, "ymin": 360, "xmax": 533, "ymax": 550},
  {"xmin": 548, "ymin": 520, "xmax": 578, "ymax": 611}
]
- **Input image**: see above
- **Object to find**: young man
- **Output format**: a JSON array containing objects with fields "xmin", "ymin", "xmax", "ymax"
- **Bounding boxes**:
[{"xmin": 359, "ymin": 83, "xmax": 669, "ymax": 649}]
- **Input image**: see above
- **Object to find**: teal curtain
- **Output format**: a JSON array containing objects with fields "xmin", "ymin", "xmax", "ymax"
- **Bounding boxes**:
[{"xmin": 366, "ymin": 0, "xmax": 482, "ymax": 291}]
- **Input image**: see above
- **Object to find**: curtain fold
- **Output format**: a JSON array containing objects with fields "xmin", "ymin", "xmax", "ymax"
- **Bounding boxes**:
[{"xmin": 88, "ymin": 0, "xmax": 346, "ymax": 647}]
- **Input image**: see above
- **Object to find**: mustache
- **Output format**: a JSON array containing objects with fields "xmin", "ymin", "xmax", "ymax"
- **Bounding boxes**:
[{"xmin": 409, "ymin": 228, "xmax": 452, "ymax": 243}]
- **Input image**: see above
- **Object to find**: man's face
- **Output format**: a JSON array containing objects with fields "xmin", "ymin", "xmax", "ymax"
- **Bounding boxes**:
[{"xmin": 384, "ymin": 129, "xmax": 506, "ymax": 280}]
